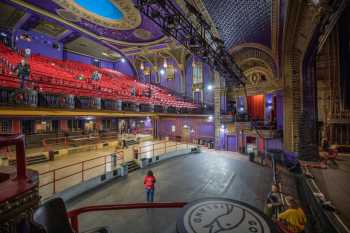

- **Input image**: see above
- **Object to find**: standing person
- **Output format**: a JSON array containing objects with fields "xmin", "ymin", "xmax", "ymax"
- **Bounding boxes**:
[
  {"xmin": 144, "ymin": 170, "xmax": 156, "ymax": 203},
  {"xmin": 264, "ymin": 184, "xmax": 282, "ymax": 218},
  {"xmin": 277, "ymin": 196, "xmax": 307, "ymax": 233},
  {"xmin": 15, "ymin": 58, "xmax": 30, "ymax": 89}
]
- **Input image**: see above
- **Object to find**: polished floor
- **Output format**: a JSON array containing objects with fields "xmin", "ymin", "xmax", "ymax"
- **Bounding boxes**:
[{"xmin": 67, "ymin": 150, "xmax": 273, "ymax": 233}]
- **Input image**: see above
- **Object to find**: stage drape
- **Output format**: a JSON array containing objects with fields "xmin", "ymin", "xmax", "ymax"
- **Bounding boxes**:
[{"xmin": 247, "ymin": 95, "xmax": 265, "ymax": 120}]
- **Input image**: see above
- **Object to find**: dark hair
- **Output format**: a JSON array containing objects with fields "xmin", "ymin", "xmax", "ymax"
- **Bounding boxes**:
[{"xmin": 147, "ymin": 170, "xmax": 153, "ymax": 176}]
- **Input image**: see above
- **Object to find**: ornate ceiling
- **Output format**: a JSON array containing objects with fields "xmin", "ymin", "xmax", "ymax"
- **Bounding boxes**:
[
  {"xmin": 8, "ymin": 0, "xmax": 166, "ymax": 45},
  {"xmin": 202, "ymin": 0, "xmax": 272, "ymax": 49}
]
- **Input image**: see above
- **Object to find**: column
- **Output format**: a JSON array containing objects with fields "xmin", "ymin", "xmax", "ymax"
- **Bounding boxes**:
[{"xmin": 214, "ymin": 71, "xmax": 222, "ymax": 149}]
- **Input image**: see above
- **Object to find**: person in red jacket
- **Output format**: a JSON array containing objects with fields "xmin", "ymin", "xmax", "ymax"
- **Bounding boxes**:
[{"xmin": 144, "ymin": 170, "xmax": 156, "ymax": 202}]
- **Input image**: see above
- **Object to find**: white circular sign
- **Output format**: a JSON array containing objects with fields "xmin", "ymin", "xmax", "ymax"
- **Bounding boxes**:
[{"xmin": 179, "ymin": 199, "xmax": 272, "ymax": 233}]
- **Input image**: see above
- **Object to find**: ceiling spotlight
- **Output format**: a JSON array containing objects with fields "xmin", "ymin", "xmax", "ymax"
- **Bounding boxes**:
[
  {"xmin": 140, "ymin": 62, "xmax": 144, "ymax": 70},
  {"xmin": 207, "ymin": 85, "xmax": 213, "ymax": 90},
  {"xmin": 208, "ymin": 115, "xmax": 213, "ymax": 121},
  {"xmin": 121, "ymin": 58, "xmax": 126, "ymax": 63},
  {"xmin": 189, "ymin": 37, "xmax": 201, "ymax": 48},
  {"xmin": 151, "ymin": 10, "xmax": 161, "ymax": 18},
  {"xmin": 160, "ymin": 69, "xmax": 165, "ymax": 75},
  {"xmin": 163, "ymin": 59, "xmax": 168, "ymax": 68}
]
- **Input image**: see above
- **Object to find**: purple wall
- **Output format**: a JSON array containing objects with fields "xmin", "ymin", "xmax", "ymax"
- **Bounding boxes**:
[
  {"xmin": 64, "ymin": 51, "xmax": 91, "ymax": 64},
  {"xmin": 15, "ymin": 30, "xmax": 63, "ymax": 60},
  {"xmin": 157, "ymin": 117, "xmax": 214, "ymax": 142},
  {"xmin": 227, "ymin": 135, "xmax": 238, "ymax": 151},
  {"xmin": 266, "ymin": 138, "xmax": 283, "ymax": 151},
  {"xmin": 14, "ymin": 28, "xmax": 136, "ymax": 77},
  {"xmin": 157, "ymin": 58, "xmax": 178, "ymax": 92},
  {"xmin": 115, "ymin": 58, "xmax": 136, "ymax": 77},
  {"xmin": 265, "ymin": 93, "xmax": 273, "ymax": 123}
]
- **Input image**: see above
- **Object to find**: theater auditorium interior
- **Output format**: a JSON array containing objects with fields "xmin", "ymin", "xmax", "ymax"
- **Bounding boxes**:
[{"xmin": 1, "ymin": 0, "xmax": 350, "ymax": 233}]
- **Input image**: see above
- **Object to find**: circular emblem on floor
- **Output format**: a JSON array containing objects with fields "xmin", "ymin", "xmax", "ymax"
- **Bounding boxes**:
[{"xmin": 177, "ymin": 198, "xmax": 276, "ymax": 233}]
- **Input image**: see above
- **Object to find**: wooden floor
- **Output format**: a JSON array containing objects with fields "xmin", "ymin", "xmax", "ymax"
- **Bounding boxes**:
[
  {"xmin": 67, "ymin": 150, "xmax": 273, "ymax": 233},
  {"xmin": 310, "ymin": 155, "xmax": 350, "ymax": 229}
]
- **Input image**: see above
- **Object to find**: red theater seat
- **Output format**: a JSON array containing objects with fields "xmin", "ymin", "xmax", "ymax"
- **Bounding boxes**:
[{"xmin": 0, "ymin": 43, "xmax": 197, "ymax": 109}]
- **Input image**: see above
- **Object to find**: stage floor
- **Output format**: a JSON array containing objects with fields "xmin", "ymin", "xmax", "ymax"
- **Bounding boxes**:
[
  {"xmin": 67, "ymin": 150, "xmax": 274, "ymax": 233},
  {"xmin": 310, "ymin": 154, "xmax": 350, "ymax": 229}
]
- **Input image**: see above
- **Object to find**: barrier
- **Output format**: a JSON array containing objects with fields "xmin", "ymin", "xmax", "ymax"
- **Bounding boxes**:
[
  {"xmin": 137, "ymin": 140, "xmax": 190, "ymax": 160},
  {"xmin": 39, "ymin": 150, "xmax": 124, "ymax": 198},
  {"xmin": 38, "ymin": 141, "xmax": 192, "ymax": 199},
  {"xmin": 67, "ymin": 202, "xmax": 187, "ymax": 233},
  {"xmin": 297, "ymin": 168, "xmax": 350, "ymax": 233}
]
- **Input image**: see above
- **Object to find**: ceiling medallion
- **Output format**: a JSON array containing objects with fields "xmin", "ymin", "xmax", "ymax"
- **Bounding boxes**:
[
  {"xmin": 53, "ymin": 0, "xmax": 141, "ymax": 30},
  {"xmin": 133, "ymin": 29, "xmax": 153, "ymax": 40}
]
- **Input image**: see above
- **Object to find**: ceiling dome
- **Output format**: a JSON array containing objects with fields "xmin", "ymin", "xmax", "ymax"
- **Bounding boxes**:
[{"xmin": 74, "ymin": 0, "xmax": 123, "ymax": 20}]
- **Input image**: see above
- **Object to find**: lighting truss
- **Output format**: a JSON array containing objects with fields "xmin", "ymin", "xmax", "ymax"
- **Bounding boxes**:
[{"xmin": 135, "ymin": 0, "xmax": 246, "ymax": 86}]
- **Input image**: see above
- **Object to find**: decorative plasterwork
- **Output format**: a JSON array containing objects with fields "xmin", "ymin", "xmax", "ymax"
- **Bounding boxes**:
[
  {"xmin": 52, "ymin": 0, "xmax": 141, "ymax": 30},
  {"xmin": 229, "ymin": 43, "xmax": 274, "ymax": 60},
  {"xmin": 10, "ymin": 0, "xmax": 167, "ymax": 46},
  {"xmin": 230, "ymin": 46, "xmax": 277, "ymax": 78},
  {"xmin": 271, "ymin": 0, "xmax": 280, "ymax": 59}
]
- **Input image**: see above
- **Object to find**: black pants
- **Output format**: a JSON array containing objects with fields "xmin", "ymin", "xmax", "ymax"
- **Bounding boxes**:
[{"xmin": 19, "ymin": 75, "xmax": 28, "ymax": 89}]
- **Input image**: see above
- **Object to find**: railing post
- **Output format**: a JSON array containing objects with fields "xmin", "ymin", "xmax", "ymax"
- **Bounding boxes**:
[
  {"xmin": 152, "ymin": 144, "xmax": 155, "ymax": 158},
  {"xmin": 165, "ymin": 141, "xmax": 167, "ymax": 153},
  {"xmin": 70, "ymin": 215, "xmax": 79, "ymax": 233},
  {"xmin": 81, "ymin": 162, "xmax": 84, "ymax": 182},
  {"xmin": 53, "ymin": 170, "xmax": 56, "ymax": 194},
  {"xmin": 104, "ymin": 155, "xmax": 107, "ymax": 173}
]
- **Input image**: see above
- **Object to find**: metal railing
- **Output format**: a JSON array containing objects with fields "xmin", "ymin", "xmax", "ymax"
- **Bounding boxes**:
[
  {"xmin": 37, "ymin": 140, "xmax": 193, "ymax": 199},
  {"xmin": 38, "ymin": 150, "xmax": 124, "ymax": 198},
  {"xmin": 67, "ymin": 202, "xmax": 187, "ymax": 233},
  {"xmin": 137, "ymin": 140, "xmax": 191, "ymax": 160}
]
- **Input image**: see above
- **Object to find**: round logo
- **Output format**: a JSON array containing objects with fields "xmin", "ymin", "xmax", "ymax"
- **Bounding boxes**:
[{"xmin": 179, "ymin": 199, "xmax": 272, "ymax": 233}]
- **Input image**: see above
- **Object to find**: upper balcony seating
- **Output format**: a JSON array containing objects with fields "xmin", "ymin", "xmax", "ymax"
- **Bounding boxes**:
[{"xmin": 0, "ymin": 43, "xmax": 197, "ymax": 109}]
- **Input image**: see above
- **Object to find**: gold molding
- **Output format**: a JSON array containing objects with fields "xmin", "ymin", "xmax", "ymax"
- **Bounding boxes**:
[
  {"xmin": 53, "ymin": 0, "xmax": 141, "ymax": 30},
  {"xmin": 229, "ymin": 43, "xmax": 275, "ymax": 62},
  {"xmin": 0, "ymin": 107, "xmax": 211, "ymax": 118},
  {"xmin": 271, "ymin": 0, "xmax": 280, "ymax": 60},
  {"xmin": 10, "ymin": 0, "xmax": 167, "ymax": 46}
]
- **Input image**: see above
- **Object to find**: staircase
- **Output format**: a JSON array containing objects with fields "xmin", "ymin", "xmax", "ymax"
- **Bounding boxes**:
[
  {"xmin": 9, "ymin": 154, "xmax": 49, "ymax": 166},
  {"xmin": 127, "ymin": 160, "xmax": 140, "ymax": 173},
  {"xmin": 125, "ymin": 139, "xmax": 138, "ymax": 146}
]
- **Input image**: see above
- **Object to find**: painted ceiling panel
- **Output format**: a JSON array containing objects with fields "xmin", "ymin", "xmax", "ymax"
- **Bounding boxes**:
[
  {"xmin": 13, "ymin": 0, "xmax": 165, "ymax": 44},
  {"xmin": 73, "ymin": 0, "xmax": 124, "ymax": 20},
  {"xmin": 203, "ymin": 0, "xmax": 272, "ymax": 49},
  {"xmin": 0, "ymin": 1, "xmax": 25, "ymax": 29}
]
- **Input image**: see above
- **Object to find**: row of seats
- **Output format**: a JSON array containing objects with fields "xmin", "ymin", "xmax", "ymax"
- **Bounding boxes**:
[{"xmin": 0, "ymin": 43, "xmax": 197, "ymax": 109}]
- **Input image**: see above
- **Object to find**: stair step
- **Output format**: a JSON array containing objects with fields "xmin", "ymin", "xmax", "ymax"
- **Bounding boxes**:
[
  {"xmin": 9, "ymin": 154, "xmax": 49, "ymax": 166},
  {"xmin": 127, "ymin": 160, "xmax": 140, "ymax": 173}
]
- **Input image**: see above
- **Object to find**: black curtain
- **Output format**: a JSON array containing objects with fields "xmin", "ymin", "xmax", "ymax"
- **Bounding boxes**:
[{"xmin": 339, "ymin": 10, "xmax": 350, "ymax": 109}]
